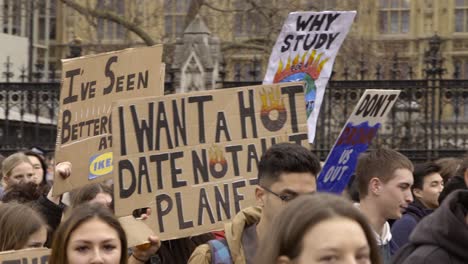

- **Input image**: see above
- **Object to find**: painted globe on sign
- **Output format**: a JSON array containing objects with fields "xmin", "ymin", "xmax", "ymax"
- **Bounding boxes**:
[{"xmin": 279, "ymin": 72, "xmax": 317, "ymax": 117}]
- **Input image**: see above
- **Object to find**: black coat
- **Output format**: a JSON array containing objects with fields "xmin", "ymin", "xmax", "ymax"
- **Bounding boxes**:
[{"xmin": 391, "ymin": 190, "xmax": 468, "ymax": 264}]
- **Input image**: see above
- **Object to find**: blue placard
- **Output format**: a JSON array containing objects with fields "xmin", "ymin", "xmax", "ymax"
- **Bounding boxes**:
[{"xmin": 317, "ymin": 121, "xmax": 381, "ymax": 193}]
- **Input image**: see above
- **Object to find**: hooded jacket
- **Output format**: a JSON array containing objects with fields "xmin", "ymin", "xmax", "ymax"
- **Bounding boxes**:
[
  {"xmin": 391, "ymin": 190, "xmax": 468, "ymax": 264},
  {"xmin": 188, "ymin": 206, "xmax": 262, "ymax": 264},
  {"xmin": 391, "ymin": 199, "xmax": 433, "ymax": 249}
]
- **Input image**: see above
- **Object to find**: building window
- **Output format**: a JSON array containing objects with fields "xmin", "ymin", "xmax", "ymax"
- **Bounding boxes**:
[
  {"xmin": 2, "ymin": 0, "xmax": 24, "ymax": 36},
  {"xmin": 379, "ymin": 0, "xmax": 410, "ymax": 34},
  {"xmin": 454, "ymin": 58, "xmax": 468, "ymax": 78},
  {"xmin": 233, "ymin": 1, "xmax": 265, "ymax": 37},
  {"xmin": 164, "ymin": 0, "xmax": 191, "ymax": 38},
  {"xmin": 455, "ymin": 0, "xmax": 468, "ymax": 32},
  {"xmin": 96, "ymin": 0, "xmax": 125, "ymax": 41}
]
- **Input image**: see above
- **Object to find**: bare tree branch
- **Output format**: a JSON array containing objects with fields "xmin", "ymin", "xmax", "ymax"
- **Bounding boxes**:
[
  {"xmin": 221, "ymin": 43, "xmax": 269, "ymax": 53},
  {"xmin": 201, "ymin": 1, "xmax": 243, "ymax": 13},
  {"xmin": 59, "ymin": 0, "xmax": 156, "ymax": 46},
  {"xmin": 245, "ymin": 0, "xmax": 270, "ymax": 23}
]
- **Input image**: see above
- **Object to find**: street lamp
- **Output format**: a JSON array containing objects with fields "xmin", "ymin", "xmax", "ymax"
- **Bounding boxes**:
[
  {"xmin": 424, "ymin": 34, "xmax": 446, "ymax": 79},
  {"xmin": 68, "ymin": 36, "xmax": 83, "ymax": 58}
]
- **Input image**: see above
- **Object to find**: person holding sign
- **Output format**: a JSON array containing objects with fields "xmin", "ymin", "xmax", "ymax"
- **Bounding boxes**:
[
  {"xmin": 355, "ymin": 148, "xmax": 414, "ymax": 264},
  {"xmin": 0, "ymin": 202, "xmax": 48, "ymax": 251},
  {"xmin": 255, "ymin": 193, "xmax": 381, "ymax": 264},
  {"xmin": 189, "ymin": 143, "xmax": 321, "ymax": 264}
]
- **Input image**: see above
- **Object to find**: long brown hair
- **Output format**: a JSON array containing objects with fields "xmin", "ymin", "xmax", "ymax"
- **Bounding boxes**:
[
  {"xmin": 50, "ymin": 203, "xmax": 127, "ymax": 264},
  {"xmin": 69, "ymin": 183, "xmax": 113, "ymax": 210},
  {"xmin": 255, "ymin": 193, "xmax": 382, "ymax": 264},
  {"xmin": 0, "ymin": 202, "xmax": 47, "ymax": 250}
]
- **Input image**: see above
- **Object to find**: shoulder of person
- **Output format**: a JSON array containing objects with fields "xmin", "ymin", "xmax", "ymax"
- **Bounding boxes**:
[
  {"xmin": 392, "ymin": 214, "xmax": 418, "ymax": 230},
  {"xmin": 402, "ymin": 246, "xmax": 452, "ymax": 264},
  {"xmin": 188, "ymin": 243, "xmax": 211, "ymax": 264}
]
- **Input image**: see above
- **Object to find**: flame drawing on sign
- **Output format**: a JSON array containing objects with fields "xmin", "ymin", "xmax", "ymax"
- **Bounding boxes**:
[
  {"xmin": 208, "ymin": 145, "xmax": 228, "ymax": 179},
  {"xmin": 273, "ymin": 51, "xmax": 329, "ymax": 118},
  {"xmin": 259, "ymin": 87, "xmax": 287, "ymax": 132}
]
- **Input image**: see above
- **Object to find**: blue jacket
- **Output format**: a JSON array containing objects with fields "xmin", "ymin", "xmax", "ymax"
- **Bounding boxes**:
[{"xmin": 391, "ymin": 199, "xmax": 433, "ymax": 249}]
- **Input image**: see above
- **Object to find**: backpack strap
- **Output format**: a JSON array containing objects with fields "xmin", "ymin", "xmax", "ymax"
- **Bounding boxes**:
[{"xmin": 208, "ymin": 238, "xmax": 233, "ymax": 264}]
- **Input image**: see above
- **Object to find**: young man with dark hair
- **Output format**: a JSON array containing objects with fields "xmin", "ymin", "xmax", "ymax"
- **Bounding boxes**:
[
  {"xmin": 355, "ymin": 148, "xmax": 414, "ymax": 264},
  {"xmin": 188, "ymin": 143, "xmax": 321, "ymax": 264},
  {"xmin": 391, "ymin": 162, "xmax": 443, "ymax": 249}
]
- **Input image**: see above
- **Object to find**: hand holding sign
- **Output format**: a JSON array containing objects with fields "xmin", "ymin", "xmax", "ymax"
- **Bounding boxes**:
[
  {"xmin": 55, "ymin": 161, "xmax": 72, "ymax": 179},
  {"xmin": 131, "ymin": 235, "xmax": 161, "ymax": 263}
]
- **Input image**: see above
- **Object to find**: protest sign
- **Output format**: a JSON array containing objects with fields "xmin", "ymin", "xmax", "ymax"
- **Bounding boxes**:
[
  {"xmin": 112, "ymin": 82, "xmax": 308, "ymax": 242},
  {"xmin": 317, "ymin": 90, "xmax": 400, "ymax": 193},
  {"xmin": 264, "ymin": 11, "xmax": 356, "ymax": 143},
  {"xmin": 54, "ymin": 45, "xmax": 163, "ymax": 195},
  {"xmin": 0, "ymin": 248, "xmax": 50, "ymax": 263}
]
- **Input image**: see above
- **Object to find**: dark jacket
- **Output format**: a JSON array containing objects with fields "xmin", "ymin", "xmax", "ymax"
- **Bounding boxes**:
[
  {"xmin": 391, "ymin": 199, "xmax": 433, "ymax": 249},
  {"xmin": 33, "ymin": 195, "xmax": 67, "ymax": 247},
  {"xmin": 391, "ymin": 190, "xmax": 468, "ymax": 264},
  {"xmin": 438, "ymin": 175, "xmax": 467, "ymax": 204}
]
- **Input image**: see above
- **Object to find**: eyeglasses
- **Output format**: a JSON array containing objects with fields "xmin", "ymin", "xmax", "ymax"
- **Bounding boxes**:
[
  {"xmin": 261, "ymin": 186, "xmax": 316, "ymax": 202},
  {"xmin": 261, "ymin": 186, "xmax": 296, "ymax": 202}
]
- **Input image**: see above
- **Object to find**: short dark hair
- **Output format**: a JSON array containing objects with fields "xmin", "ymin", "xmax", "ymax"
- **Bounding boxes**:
[
  {"xmin": 258, "ymin": 143, "xmax": 321, "ymax": 187},
  {"xmin": 412, "ymin": 162, "xmax": 441, "ymax": 190},
  {"xmin": 356, "ymin": 148, "xmax": 414, "ymax": 198}
]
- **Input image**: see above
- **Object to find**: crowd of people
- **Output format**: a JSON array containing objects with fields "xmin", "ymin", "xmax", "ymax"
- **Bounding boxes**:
[{"xmin": 0, "ymin": 144, "xmax": 467, "ymax": 264}]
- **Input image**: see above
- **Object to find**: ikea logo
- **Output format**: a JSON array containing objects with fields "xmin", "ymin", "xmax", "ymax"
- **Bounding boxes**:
[{"xmin": 89, "ymin": 152, "xmax": 113, "ymax": 179}]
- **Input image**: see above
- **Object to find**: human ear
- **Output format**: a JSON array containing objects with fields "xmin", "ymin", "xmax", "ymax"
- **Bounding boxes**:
[
  {"xmin": 369, "ymin": 177, "xmax": 382, "ymax": 195},
  {"xmin": 3, "ymin": 176, "xmax": 10, "ymax": 185},
  {"xmin": 413, "ymin": 188, "xmax": 423, "ymax": 199},
  {"xmin": 464, "ymin": 169, "xmax": 468, "ymax": 187},
  {"xmin": 255, "ymin": 186, "xmax": 266, "ymax": 207},
  {"xmin": 277, "ymin": 255, "xmax": 293, "ymax": 264}
]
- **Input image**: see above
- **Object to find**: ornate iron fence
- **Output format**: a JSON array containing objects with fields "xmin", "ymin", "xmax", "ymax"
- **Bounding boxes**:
[
  {"xmin": 0, "ymin": 35, "xmax": 466, "ymax": 161},
  {"xmin": 0, "ymin": 83, "xmax": 59, "ymax": 155},
  {"xmin": 0, "ymin": 79, "xmax": 467, "ymax": 161}
]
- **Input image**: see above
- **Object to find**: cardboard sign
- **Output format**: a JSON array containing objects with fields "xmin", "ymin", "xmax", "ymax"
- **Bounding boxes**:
[
  {"xmin": 317, "ymin": 90, "xmax": 400, "ymax": 193},
  {"xmin": 112, "ymin": 82, "xmax": 308, "ymax": 242},
  {"xmin": 263, "ymin": 11, "xmax": 356, "ymax": 143},
  {"xmin": 54, "ymin": 45, "xmax": 163, "ymax": 195},
  {"xmin": 0, "ymin": 248, "xmax": 50, "ymax": 263}
]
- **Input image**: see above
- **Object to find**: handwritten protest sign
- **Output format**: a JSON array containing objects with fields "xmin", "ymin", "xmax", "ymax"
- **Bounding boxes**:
[
  {"xmin": 317, "ymin": 90, "xmax": 400, "ymax": 193},
  {"xmin": 54, "ymin": 45, "xmax": 163, "ymax": 195},
  {"xmin": 0, "ymin": 248, "xmax": 50, "ymax": 263},
  {"xmin": 264, "ymin": 11, "xmax": 356, "ymax": 143},
  {"xmin": 112, "ymin": 82, "xmax": 308, "ymax": 242}
]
